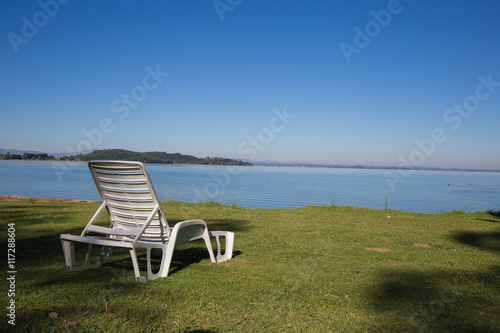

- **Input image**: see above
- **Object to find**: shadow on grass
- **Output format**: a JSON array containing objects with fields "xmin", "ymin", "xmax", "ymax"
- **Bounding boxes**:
[
  {"xmin": 365, "ymin": 267, "xmax": 500, "ymax": 332},
  {"xmin": 487, "ymin": 210, "xmax": 500, "ymax": 219},
  {"xmin": 31, "ymin": 243, "xmax": 243, "ymax": 290},
  {"xmin": 1, "ymin": 204, "xmax": 86, "ymax": 226},
  {"xmin": 451, "ymin": 211, "xmax": 500, "ymax": 253},
  {"xmin": 477, "ymin": 210, "xmax": 500, "ymax": 223},
  {"xmin": 366, "ymin": 214, "xmax": 500, "ymax": 332},
  {"xmin": 453, "ymin": 231, "xmax": 500, "ymax": 253},
  {"xmin": 103, "ymin": 243, "xmax": 240, "ymax": 277},
  {"xmin": 15, "ymin": 269, "xmax": 144, "ymax": 332},
  {"xmin": 19, "ymin": 246, "xmax": 238, "ymax": 331}
]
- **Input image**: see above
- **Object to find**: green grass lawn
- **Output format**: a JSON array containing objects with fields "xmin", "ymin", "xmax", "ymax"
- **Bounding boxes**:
[{"xmin": 1, "ymin": 198, "xmax": 499, "ymax": 332}]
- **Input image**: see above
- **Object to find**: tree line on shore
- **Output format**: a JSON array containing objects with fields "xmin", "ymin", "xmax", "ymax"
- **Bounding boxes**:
[
  {"xmin": 0, "ymin": 152, "xmax": 55, "ymax": 160},
  {"xmin": 1, "ymin": 149, "xmax": 252, "ymax": 166}
]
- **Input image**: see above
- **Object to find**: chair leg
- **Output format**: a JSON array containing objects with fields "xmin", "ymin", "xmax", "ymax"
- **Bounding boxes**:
[
  {"xmin": 129, "ymin": 248, "xmax": 147, "ymax": 282},
  {"xmin": 145, "ymin": 247, "xmax": 165, "ymax": 281},
  {"xmin": 209, "ymin": 231, "xmax": 235, "ymax": 263},
  {"xmin": 156, "ymin": 243, "xmax": 175, "ymax": 279},
  {"xmin": 61, "ymin": 239, "xmax": 104, "ymax": 271},
  {"xmin": 146, "ymin": 247, "xmax": 153, "ymax": 280},
  {"xmin": 202, "ymin": 230, "xmax": 217, "ymax": 263},
  {"xmin": 61, "ymin": 239, "xmax": 77, "ymax": 270},
  {"xmin": 128, "ymin": 245, "xmax": 176, "ymax": 282}
]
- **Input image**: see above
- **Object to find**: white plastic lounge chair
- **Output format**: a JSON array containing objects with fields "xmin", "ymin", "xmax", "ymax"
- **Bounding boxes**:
[{"xmin": 60, "ymin": 160, "xmax": 234, "ymax": 282}]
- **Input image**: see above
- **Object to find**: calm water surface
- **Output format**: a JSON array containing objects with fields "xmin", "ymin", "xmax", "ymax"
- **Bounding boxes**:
[{"xmin": 0, "ymin": 161, "xmax": 499, "ymax": 213}]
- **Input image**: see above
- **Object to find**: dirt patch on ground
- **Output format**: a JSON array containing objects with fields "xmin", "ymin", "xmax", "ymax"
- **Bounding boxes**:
[
  {"xmin": 0, "ymin": 195, "xmax": 98, "ymax": 204},
  {"xmin": 413, "ymin": 243, "xmax": 431, "ymax": 248},
  {"xmin": 365, "ymin": 247, "xmax": 392, "ymax": 253}
]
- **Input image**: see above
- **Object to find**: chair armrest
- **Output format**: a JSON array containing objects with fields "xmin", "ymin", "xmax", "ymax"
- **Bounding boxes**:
[
  {"xmin": 81, "ymin": 202, "xmax": 107, "ymax": 236},
  {"xmin": 209, "ymin": 231, "xmax": 235, "ymax": 262},
  {"xmin": 171, "ymin": 219, "xmax": 208, "ymax": 245}
]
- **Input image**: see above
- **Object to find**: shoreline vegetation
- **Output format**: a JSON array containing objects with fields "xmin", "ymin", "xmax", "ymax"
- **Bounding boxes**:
[
  {"xmin": 2, "ymin": 196, "xmax": 498, "ymax": 331},
  {"xmin": 0, "ymin": 148, "xmax": 252, "ymax": 166}
]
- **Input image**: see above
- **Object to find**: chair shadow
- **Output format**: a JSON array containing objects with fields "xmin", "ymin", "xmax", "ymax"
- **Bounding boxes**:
[{"xmin": 103, "ymin": 246, "xmax": 243, "ymax": 277}]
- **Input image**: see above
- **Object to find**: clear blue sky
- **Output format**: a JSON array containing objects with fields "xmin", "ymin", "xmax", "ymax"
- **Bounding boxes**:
[{"xmin": 1, "ymin": 0, "xmax": 499, "ymax": 169}]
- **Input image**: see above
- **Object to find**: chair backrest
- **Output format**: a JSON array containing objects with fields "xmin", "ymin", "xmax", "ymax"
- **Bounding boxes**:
[{"xmin": 88, "ymin": 160, "xmax": 170, "ymax": 239}]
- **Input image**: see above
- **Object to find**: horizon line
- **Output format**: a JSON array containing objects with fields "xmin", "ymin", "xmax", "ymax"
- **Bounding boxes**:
[{"xmin": 1, "ymin": 147, "xmax": 499, "ymax": 173}]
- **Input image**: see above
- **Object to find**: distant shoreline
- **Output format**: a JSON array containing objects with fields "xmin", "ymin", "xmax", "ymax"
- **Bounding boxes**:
[
  {"xmin": 250, "ymin": 163, "xmax": 500, "ymax": 173},
  {"xmin": 1, "ymin": 159, "xmax": 499, "ymax": 173}
]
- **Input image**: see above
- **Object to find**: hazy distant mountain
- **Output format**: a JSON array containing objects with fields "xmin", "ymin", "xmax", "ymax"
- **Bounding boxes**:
[
  {"xmin": 51, "ymin": 150, "xmax": 95, "ymax": 157},
  {"xmin": 0, "ymin": 148, "xmax": 94, "ymax": 157},
  {"xmin": 0, "ymin": 148, "xmax": 44, "ymax": 155}
]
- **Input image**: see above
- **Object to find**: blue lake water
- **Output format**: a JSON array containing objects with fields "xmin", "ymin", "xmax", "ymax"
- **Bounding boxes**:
[{"xmin": 0, "ymin": 160, "xmax": 499, "ymax": 213}]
